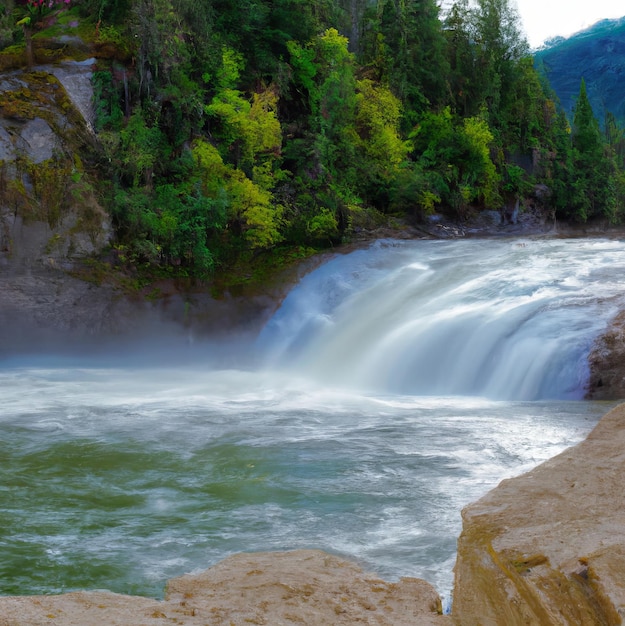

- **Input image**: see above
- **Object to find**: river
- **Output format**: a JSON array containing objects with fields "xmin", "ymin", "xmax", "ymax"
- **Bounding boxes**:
[{"xmin": 0, "ymin": 237, "xmax": 623, "ymax": 606}]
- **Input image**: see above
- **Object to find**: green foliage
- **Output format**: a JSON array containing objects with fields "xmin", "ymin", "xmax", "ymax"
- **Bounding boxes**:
[
  {"xmin": 112, "ymin": 178, "xmax": 226, "ymax": 271},
  {"xmin": 310, "ymin": 28, "xmax": 358, "ymax": 186},
  {"xmin": 206, "ymin": 74, "xmax": 282, "ymax": 174},
  {"xmin": 193, "ymin": 139, "xmax": 284, "ymax": 249},
  {"xmin": 31, "ymin": 0, "xmax": 622, "ymax": 277},
  {"xmin": 354, "ymin": 78, "xmax": 410, "ymax": 207},
  {"xmin": 79, "ymin": 0, "xmax": 132, "ymax": 23},
  {"xmin": 119, "ymin": 109, "xmax": 166, "ymax": 188},
  {"xmin": 307, "ymin": 207, "xmax": 338, "ymax": 243},
  {"xmin": 410, "ymin": 107, "xmax": 500, "ymax": 217},
  {"xmin": 92, "ymin": 70, "xmax": 124, "ymax": 131},
  {"xmin": 567, "ymin": 79, "xmax": 618, "ymax": 221},
  {"xmin": 462, "ymin": 116, "xmax": 500, "ymax": 208},
  {"xmin": 367, "ymin": 0, "xmax": 448, "ymax": 125},
  {"xmin": 0, "ymin": 0, "xmax": 14, "ymax": 49},
  {"xmin": 286, "ymin": 39, "xmax": 318, "ymax": 103}
]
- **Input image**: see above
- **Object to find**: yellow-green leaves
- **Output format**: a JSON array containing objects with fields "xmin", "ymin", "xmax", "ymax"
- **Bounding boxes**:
[
  {"xmin": 193, "ymin": 139, "xmax": 283, "ymax": 249},
  {"xmin": 355, "ymin": 79, "xmax": 410, "ymax": 178},
  {"xmin": 202, "ymin": 49, "xmax": 285, "ymax": 249},
  {"xmin": 462, "ymin": 116, "xmax": 500, "ymax": 208}
]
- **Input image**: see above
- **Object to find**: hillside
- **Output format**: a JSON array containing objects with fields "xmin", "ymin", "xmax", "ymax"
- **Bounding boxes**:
[
  {"xmin": 1, "ymin": 0, "xmax": 624, "ymax": 286},
  {"xmin": 535, "ymin": 17, "xmax": 625, "ymax": 124}
]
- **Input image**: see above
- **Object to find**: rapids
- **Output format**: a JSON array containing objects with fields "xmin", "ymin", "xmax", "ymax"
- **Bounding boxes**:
[{"xmin": 1, "ymin": 237, "xmax": 623, "ymax": 605}]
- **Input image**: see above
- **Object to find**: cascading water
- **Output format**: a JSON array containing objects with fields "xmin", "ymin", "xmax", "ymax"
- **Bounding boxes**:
[
  {"xmin": 1, "ymin": 237, "xmax": 624, "ymax": 607},
  {"xmin": 258, "ymin": 238, "xmax": 625, "ymax": 399}
]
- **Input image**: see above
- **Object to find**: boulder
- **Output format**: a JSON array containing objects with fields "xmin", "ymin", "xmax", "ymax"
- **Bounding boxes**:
[
  {"xmin": 0, "ymin": 550, "xmax": 450, "ymax": 625},
  {"xmin": 587, "ymin": 309, "xmax": 625, "ymax": 400}
]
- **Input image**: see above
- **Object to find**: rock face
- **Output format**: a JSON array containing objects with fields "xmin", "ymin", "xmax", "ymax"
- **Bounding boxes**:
[
  {"xmin": 452, "ymin": 402, "xmax": 625, "ymax": 625},
  {"xmin": 587, "ymin": 309, "xmax": 625, "ymax": 400},
  {"xmin": 0, "ymin": 550, "xmax": 450, "ymax": 626},
  {"xmin": 0, "ymin": 65, "xmax": 109, "ymax": 274}
]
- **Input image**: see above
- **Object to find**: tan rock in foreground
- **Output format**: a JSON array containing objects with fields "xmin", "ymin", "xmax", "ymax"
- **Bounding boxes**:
[
  {"xmin": 453, "ymin": 402, "xmax": 625, "ymax": 625},
  {"xmin": 0, "ymin": 550, "xmax": 450, "ymax": 626}
]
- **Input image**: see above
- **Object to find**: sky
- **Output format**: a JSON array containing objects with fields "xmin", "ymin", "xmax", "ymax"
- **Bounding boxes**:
[{"xmin": 514, "ymin": 0, "xmax": 625, "ymax": 48}]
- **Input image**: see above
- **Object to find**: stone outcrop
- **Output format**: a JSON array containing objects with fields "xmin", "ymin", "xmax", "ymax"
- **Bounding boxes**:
[
  {"xmin": 0, "ymin": 64, "xmax": 109, "ymax": 273},
  {"xmin": 452, "ymin": 402, "xmax": 625, "ymax": 625},
  {"xmin": 0, "ymin": 550, "xmax": 450, "ymax": 626},
  {"xmin": 587, "ymin": 309, "xmax": 625, "ymax": 400}
]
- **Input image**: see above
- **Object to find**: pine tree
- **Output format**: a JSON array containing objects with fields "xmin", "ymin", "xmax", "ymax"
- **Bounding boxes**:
[{"xmin": 569, "ymin": 79, "xmax": 617, "ymax": 221}]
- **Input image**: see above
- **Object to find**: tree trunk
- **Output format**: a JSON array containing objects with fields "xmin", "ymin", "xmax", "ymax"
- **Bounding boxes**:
[{"xmin": 23, "ymin": 25, "xmax": 33, "ymax": 69}]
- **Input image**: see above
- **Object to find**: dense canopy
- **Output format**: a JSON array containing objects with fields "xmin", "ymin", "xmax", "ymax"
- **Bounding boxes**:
[{"xmin": 1, "ymin": 0, "xmax": 624, "ymax": 274}]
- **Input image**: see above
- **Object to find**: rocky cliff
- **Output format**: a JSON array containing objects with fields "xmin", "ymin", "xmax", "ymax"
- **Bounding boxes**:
[{"xmin": 0, "ymin": 59, "xmax": 109, "ymax": 269}]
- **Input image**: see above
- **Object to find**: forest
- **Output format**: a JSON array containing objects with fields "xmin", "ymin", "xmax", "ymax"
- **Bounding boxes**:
[{"xmin": 2, "ymin": 0, "xmax": 625, "ymax": 276}]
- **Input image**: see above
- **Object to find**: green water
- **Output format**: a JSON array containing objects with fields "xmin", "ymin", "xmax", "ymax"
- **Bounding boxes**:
[{"xmin": 0, "ymin": 367, "xmax": 607, "ymax": 601}]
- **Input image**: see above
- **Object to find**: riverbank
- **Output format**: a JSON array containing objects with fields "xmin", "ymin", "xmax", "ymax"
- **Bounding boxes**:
[{"xmin": 0, "ymin": 550, "xmax": 450, "ymax": 625}]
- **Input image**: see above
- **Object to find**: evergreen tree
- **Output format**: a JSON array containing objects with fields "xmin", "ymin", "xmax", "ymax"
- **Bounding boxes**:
[
  {"xmin": 444, "ymin": 0, "xmax": 476, "ymax": 117},
  {"xmin": 569, "ymin": 79, "xmax": 617, "ymax": 221},
  {"xmin": 372, "ymin": 0, "xmax": 449, "ymax": 127}
]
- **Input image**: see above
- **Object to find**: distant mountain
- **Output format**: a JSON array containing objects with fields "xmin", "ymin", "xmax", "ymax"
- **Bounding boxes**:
[{"xmin": 534, "ymin": 17, "xmax": 625, "ymax": 126}]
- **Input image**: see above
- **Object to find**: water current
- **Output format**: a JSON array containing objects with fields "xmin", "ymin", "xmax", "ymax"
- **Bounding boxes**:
[{"xmin": 1, "ymin": 238, "xmax": 624, "ymax": 605}]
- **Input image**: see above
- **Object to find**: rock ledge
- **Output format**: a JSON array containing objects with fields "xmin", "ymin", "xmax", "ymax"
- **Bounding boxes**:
[{"xmin": 0, "ymin": 550, "xmax": 449, "ymax": 626}]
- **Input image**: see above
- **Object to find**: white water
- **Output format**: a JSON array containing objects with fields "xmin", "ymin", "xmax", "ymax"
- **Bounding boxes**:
[
  {"xmin": 258, "ymin": 238, "xmax": 625, "ymax": 399},
  {"xmin": 1, "ymin": 238, "xmax": 624, "ymax": 605}
]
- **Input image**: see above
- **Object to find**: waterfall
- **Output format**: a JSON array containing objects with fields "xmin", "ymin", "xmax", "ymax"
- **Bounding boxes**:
[
  {"xmin": 257, "ymin": 238, "xmax": 625, "ymax": 400},
  {"xmin": 2, "ymin": 236, "xmax": 621, "ymax": 601}
]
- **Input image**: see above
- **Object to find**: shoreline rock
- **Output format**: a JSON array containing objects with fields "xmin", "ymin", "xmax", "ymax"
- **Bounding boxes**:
[
  {"xmin": 0, "ymin": 550, "xmax": 450, "ymax": 625},
  {"xmin": 452, "ymin": 402, "xmax": 625, "ymax": 625},
  {"xmin": 587, "ymin": 309, "xmax": 625, "ymax": 400}
]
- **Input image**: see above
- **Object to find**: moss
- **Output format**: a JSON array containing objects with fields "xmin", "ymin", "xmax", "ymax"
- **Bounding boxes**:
[
  {"xmin": 510, "ymin": 554, "xmax": 549, "ymax": 574},
  {"xmin": 18, "ymin": 156, "xmax": 73, "ymax": 228},
  {"xmin": 0, "ymin": 72, "xmax": 76, "ymax": 129},
  {"xmin": 0, "ymin": 45, "xmax": 26, "ymax": 71},
  {"xmin": 36, "ymin": 8, "xmax": 96, "ymax": 43},
  {"xmin": 0, "ymin": 87, "xmax": 40, "ymax": 120}
]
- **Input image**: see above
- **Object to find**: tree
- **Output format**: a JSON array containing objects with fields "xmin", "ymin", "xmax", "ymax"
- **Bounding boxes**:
[
  {"xmin": 309, "ymin": 28, "xmax": 358, "ymax": 188},
  {"xmin": 354, "ymin": 78, "xmax": 410, "ymax": 207},
  {"xmin": 410, "ymin": 107, "xmax": 500, "ymax": 218},
  {"xmin": 471, "ymin": 0, "xmax": 529, "ymax": 125},
  {"xmin": 445, "ymin": 0, "xmax": 529, "ymax": 125},
  {"xmin": 119, "ymin": 110, "xmax": 165, "ymax": 189},
  {"xmin": 193, "ymin": 139, "xmax": 284, "ymax": 249},
  {"xmin": 568, "ymin": 79, "xmax": 617, "ymax": 221},
  {"xmin": 443, "ymin": 0, "xmax": 475, "ymax": 117},
  {"xmin": 369, "ymin": 0, "xmax": 449, "ymax": 126}
]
